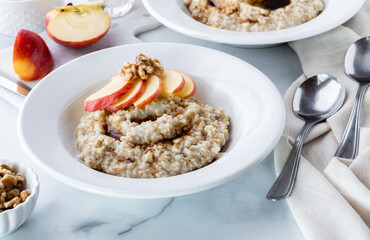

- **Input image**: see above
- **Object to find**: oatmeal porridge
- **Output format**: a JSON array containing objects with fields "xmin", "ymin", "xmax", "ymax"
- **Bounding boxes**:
[
  {"xmin": 76, "ymin": 97, "xmax": 229, "ymax": 178},
  {"xmin": 184, "ymin": 0, "xmax": 324, "ymax": 32}
]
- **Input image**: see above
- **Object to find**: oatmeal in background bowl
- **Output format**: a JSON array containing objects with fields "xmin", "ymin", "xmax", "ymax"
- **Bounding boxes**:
[{"xmin": 184, "ymin": 0, "xmax": 324, "ymax": 32}]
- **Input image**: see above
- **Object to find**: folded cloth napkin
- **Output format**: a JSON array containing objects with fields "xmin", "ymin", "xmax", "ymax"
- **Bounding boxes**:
[
  {"xmin": 0, "ymin": 6, "xmax": 159, "ymax": 88},
  {"xmin": 275, "ymin": 1, "xmax": 370, "ymax": 239}
]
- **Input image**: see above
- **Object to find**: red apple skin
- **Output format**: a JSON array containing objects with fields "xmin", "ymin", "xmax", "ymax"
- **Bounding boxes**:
[
  {"xmin": 45, "ymin": 11, "xmax": 56, "ymax": 26},
  {"xmin": 84, "ymin": 81, "xmax": 134, "ymax": 112},
  {"xmin": 46, "ymin": 25, "xmax": 110, "ymax": 48},
  {"xmin": 184, "ymin": 80, "xmax": 196, "ymax": 98},
  {"xmin": 13, "ymin": 29, "xmax": 54, "ymax": 81},
  {"xmin": 168, "ymin": 69, "xmax": 185, "ymax": 94},
  {"xmin": 134, "ymin": 76, "xmax": 163, "ymax": 108},
  {"xmin": 173, "ymin": 79, "xmax": 185, "ymax": 94},
  {"xmin": 160, "ymin": 69, "xmax": 185, "ymax": 97},
  {"xmin": 107, "ymin": 79, "xmax": 146, "ymax": 112},
  {"xmin": 45, "ymin": 9, "xmax": 110, "ymax": 48},
  {"xmin": 174, "ymin": 71, "xmax": 196, "ymax": 98}
]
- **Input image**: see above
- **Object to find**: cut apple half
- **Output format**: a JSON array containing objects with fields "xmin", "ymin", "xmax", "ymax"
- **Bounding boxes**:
[
  {"xmin": 84, "ymin": 75, "xmax": 134, "ymax": 112},
  {"xmin": 160, "ymin": 69, "xmax": 185, "ymax": 97},
  {"xmin": 46, "ymin": 2, "xmax": 110, "ymax": 48},
  {"xmin": 173, "ymin": 71, "xmax": 196, "ymax": 98},
  {"xmin": 107, "ymin": 78, "xmax": 146, "ymax": 112},
  {"xmin": 134, "ymin": 75, "xmax": 163, "ymax": 108},
  {"xmin": 13, "ymin": 29, "xmax": 54, "ymax": 81}
]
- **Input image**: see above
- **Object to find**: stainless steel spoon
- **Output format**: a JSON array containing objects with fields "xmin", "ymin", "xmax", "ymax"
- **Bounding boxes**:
[
  {"xmin": 267, "ymin": 74, "xmax": 345, "ymax": 201},
  {"xmin": 335, "ymin": 36, "xmax": 370, "ymax": 159}
]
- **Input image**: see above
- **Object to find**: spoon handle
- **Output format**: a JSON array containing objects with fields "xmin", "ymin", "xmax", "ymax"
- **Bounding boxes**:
[
  {"xmin": 335, "ymin": 83, "xmax": 369, "ymax": 159},
  {"xmin": 266, "ymin": 121, "xmax": 316, "ymax": 200}
]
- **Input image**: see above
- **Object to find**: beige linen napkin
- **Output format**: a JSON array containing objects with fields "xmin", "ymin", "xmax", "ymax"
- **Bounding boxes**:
[{"xmin": 275, "ymin": 1, "xmax": 370, "ymax": 239}]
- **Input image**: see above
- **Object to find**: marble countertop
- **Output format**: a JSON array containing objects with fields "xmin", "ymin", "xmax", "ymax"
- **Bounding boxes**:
[{"xmin": 0, "ymin": 7, "xmax": 304, "ymax": 240}]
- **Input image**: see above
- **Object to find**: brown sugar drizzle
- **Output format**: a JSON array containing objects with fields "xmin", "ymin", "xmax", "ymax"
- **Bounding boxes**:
[
  {"xmin": 209, "ymin": 0, "xmax": 290, "ymax": 11},
  {"xmin": 247, "ymin": 0, "xmax": 291, "ymax": 10},
  {"xmin": 106, "ymin": 124, "xmax": 122, "ymax": 140}
]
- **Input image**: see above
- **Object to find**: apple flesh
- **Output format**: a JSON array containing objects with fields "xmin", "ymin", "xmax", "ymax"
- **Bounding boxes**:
[
  {"xmin": 46, "ymin": 2, "xmax": 110, "ymax": 48},
  {"xmin": 13, "ymin": 29, "xmax": 54, "ymax": 81},
  {"xmin": 134, "ymin": 75, "xmax": 163, "ymax": 108},
  {"xmin": 107, "ymin": 78, "xmax": 146, "ymax": 112},
  {"xmin": 160, "ymin": 70, "xmax": 185, "ymax": 97},
  {"xmin": 84, "ymin": 75, "xmax": 134, "ymax": 112},
  {"xmin": 173, "ymin": 71, "xmax": 196, "ymax": 98}
]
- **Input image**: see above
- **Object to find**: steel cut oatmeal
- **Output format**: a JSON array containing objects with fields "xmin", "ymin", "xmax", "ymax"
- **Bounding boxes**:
[
  {"xmin": 76, "ymin": 97, "xmax": 229, "ymax": 178},
  {"xmin": 184, "ymin": 0, "xmax": 324, "ymax": 32}
]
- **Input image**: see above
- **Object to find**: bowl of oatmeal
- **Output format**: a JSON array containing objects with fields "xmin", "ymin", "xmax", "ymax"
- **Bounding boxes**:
[
  {"xmin": 142, "ymin": 0, "xmax": 365, "ymax": 47},
  {"xmin": 75, "ymin": 54, "xmax": 230, "ymax": 178},
  {"xmin": 18, "ymin": 43, "xmax": 284, "ymax": 198}
]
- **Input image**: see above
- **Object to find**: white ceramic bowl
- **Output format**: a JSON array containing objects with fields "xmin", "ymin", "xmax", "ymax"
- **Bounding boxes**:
[
  {"xmin": 142, "ymin": 0, "xmax": 365, "ymax": 47},
  {"xmin": 0, "ymin": 159, "xmax": 39, "ymax": 237},
  {"xmin": 0, "ymin": 0, "xmax": 53, "ymax": 36},
  {"xmin": 18, "ymin": 43, "xmax": 285, "ymax": 198}
]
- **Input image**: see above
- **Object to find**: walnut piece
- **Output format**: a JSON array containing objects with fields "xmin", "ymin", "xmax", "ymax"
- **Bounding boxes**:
[
  {"xmin": 120, "ymin": 54, "xmax": 164, "ymax": 81},
  {"xmin": 0, "ymin": 164, "xmax": 31, "ymax": 212},
  {"xmin": 4, "ymin": 197, "xmax": 20, "ymax": 209},
  {"xmin": 1, "ymin": 174, "xmax": 17, "ymax": 187},
  {"xmin": 0, "ymin": 164, "xmax": 12, "ymax": 177},
  {"xmin": 20, "ymin": 189, "xmax": 31, "ymax": 203}
]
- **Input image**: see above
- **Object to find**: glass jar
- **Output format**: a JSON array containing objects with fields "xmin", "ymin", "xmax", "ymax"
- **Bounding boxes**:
[{"xmin": 54, "ymin": 0, "xmax": 134, "ymax": 18}]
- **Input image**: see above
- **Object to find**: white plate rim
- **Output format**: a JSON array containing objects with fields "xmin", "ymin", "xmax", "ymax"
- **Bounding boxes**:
[
  {"xmin": 17, "ymin": 42, "xmax": 285, "ymax": 198},
  {"xmin": 142, "ymin": 0, "xmax": 365, "ymax": 46}
]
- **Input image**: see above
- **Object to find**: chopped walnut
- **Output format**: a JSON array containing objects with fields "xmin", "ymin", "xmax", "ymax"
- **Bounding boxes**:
[
  {"xmin": 20, "ymin": 190, "xmax": 31, "ymax": 203},
  {"xmin": 0, "ymin": 165, "xmax": 12, "ymax": 177},
  {"xmin": 6, "ymin": 189, "xmax": 20, "ymax": 201},
  {"xmin": 120, "ymin": 54, "xmax": 164, "ymax": 81},
  {"xmin": 1, "ymin": 174, "xmax": 17, "ymax": 187},
  {"xmin": 0, "ymin": 164, "xmax": 31, "ymax": 212},
  {"xmin": 15, "ymin": 173, "xmax": 25, "ymax": 187},
  {"xmin": 4, "ymin": 197, "xmax": 20, "ymax": 209},
  {"xmin": 0, "ymin": 192, "xmax": 5, "ymax": 204},
  {"xmin": 0, "ymin": 164, "xmax": 12, "ymax": 171}
]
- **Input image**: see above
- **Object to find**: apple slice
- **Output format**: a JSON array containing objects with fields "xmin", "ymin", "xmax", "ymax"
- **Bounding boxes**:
[
  {"xmin": 107, "ymin": 78, "xmax": 146, "ymax": 112},
  {"xmin": 134, "ymin": 75, "xmax": 163, "ymax": 108},
  {"xmin": 46, "ymin": 2, "xmax": 110, "ymax": 48},
  {"xmin": 174, "ymin": 71, "xmax": 196, "ymax": 98},
  {"xmin": 13, "ymin": 29, "xmax": 54, "ymax": 81},
  {"xmin": 84, "ymin": 75, "xmax": 134, "ymax": 112},
  {"xmin": 160, "ymin": 69, "xmax": 185, "ymax": 97}
]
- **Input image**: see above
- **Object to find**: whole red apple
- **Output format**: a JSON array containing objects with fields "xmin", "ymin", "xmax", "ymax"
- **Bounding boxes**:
[{"xmin": 13, "ymin": 29, "xmax": 54, "ymax": 81}]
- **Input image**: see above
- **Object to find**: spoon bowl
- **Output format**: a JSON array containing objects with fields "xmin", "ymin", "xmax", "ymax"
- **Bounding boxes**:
[
  {"xmin": 293, "ymin": 74, "xmax": 345, "ymax": 121},
  {"xmin": 267, "ymin": 74, "xmax": 344, "ymax": 200},
  {"xmin": 345, "ymin": 36, "xmax": 370, "ymax": 82}
]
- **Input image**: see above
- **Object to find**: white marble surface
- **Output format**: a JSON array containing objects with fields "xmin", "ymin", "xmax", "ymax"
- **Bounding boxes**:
[{"xmin": 0, "ymin": 6, "xmax": 305, "ymax": 240}]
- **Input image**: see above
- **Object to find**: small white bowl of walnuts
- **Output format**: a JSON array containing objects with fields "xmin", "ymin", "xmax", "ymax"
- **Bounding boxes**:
[{"xmin": 0, "ymin": 159, "xmax": 39, "ymax": 237}]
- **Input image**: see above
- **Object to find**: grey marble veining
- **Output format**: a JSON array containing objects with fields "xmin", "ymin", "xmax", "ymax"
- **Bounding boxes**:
[{"xmin": 0, "ymin": 16, "xmax": 304, "ymax": 240}]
